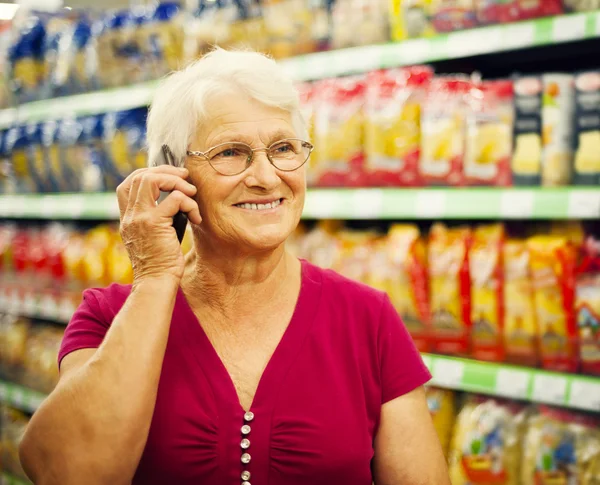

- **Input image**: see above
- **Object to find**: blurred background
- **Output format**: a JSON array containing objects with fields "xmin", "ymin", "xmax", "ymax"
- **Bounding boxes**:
[{"xmin": 0, "ymin": 0, "xmax": 600, "ymax": 484}]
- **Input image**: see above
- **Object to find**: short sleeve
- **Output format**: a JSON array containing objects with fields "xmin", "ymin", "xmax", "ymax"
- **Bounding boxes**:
[
  {"xmin": 378, "ymin": 294, "xmax": 431, "ymax": 403},
  {"xmin": 58, "ymin": 288, "xmax": 112, "ymax": 368}
]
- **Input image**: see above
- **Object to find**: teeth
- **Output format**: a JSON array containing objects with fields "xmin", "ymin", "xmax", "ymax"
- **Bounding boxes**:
[{"xmin": 237, "ymin": 199, "xmax": 281, "ymax": 210}]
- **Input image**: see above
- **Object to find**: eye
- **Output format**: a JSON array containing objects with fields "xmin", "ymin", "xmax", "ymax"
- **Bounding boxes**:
[
  {"xmin": 272, "ymin": 142, "xmax": 296, "ymax": 154},
  {"xmin": 213, "ymin": 147, "xmax": 245, "ymax": 159}
]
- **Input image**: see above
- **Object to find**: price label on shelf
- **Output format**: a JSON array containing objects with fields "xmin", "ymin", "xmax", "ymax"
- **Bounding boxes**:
[
  {"xmin": 502, "ymin": 23, "xmax": 535, "ymax": 50},
  {"xmin": 431, "ymin": 359, "xmax": 465, "ymax": 388},
  {"xmin": 532, "ymin": 374, "xmax": 568, "ymax": 406},
  {"xmin": 553, "ymin": 14, "xmax": 587, "ymax": 43},
  {"xmin": 500, "ymin": 191, "xmax": 534, "ymax": 218},
  {"xmin": 415, "ymin": 191, "xmax": 447, "ymax": 218},
  {"xmin": 568, "ymin": 380, "xmax": 600, "ymax": 412},
  {"xmin": 495, "ymin": 369, "xmax": 531, "ymax": 399},
  {"xmin": 568, "ymin": 191, "xmax": 600, "ymax": 219},
  {"xmin": 351, "ymin": 189, "xmax": 383, "ymax": 219}
]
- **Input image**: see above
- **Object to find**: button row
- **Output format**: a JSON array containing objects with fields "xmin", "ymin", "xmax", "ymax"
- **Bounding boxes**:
[{"xmin": 240, "ymin": 412, "xmax": 254, "ymax": 484}]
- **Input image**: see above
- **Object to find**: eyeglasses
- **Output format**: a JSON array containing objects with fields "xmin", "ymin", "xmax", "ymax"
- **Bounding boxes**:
[{"xmin": 186, "ymin": 138, "xmax": 314, "ymax": 176}]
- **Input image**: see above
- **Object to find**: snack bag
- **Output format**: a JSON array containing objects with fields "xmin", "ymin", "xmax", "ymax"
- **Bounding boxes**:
[
  {"xmin": 145, "ymin": 2, "xmax": 185, "ymax": 78},
  {"xmin": 503, "ymin": 239, "xmax": 539, "ymax": 366},
  {"xmin": 512, "ymin": 75, "xmax": 543, "ymax": 185},
  {"xmin": 390, "ymin": 0, "xmax": 435, "ymax": 40},
  {"xmin": 229, "ymin": 0, "xmax": 268, "ymax": 53},
  {"xmin": 470, "ymin": 224, "xmax": 505, "ymax": 362},
  {"xmin": 522, "ymin": 407, "xmax": 600, "ymax": 485},
  {"xmin": 313, "ymin": 77, "xmax": 366, "ymax": 187},
  {"xmin": 331, "ymin": 230, "xmax": 377, "ymax": 284},
  {"xmin": 384, "ymin": 224, "xmax": 432, "ymax": 351},
  {"xmin": 430, "ymin": 0, "xmax": 478, "ymax": 33},
  {"xmin": 23, "ymin": 325, "xmax": 63, "ymax": 393},
  {"xmin": 425, "ymin": 387, "xmax": 456, "ymax": 457},
  {"xmin": 9, "ymin": 15, "xmax": 46, "ymax": 103},
  {"xmin": 465, "ymin": 80, "xmax": 513, "ymax": 186},
  {"xmin": 80, "ymin": 114, "xmax": 108, "ymax": 192},
  {"xmin": 576, "ymin": 236, "xmax": 600, "ymax": 376},
  {"xmin": 573, "ymin": 71, "xmax": 600, "ymax": 185},
  {"xmin": 449, "ymin": 397, "xmax": 526, "ymax": 485},
  {"xmin": 365, "ymin": 67, "xmax": 433, "ymax": 187},
  {"xmin": 420, "ymin": 77, "xmax": 471, "ymax": 186},
  {"xmin": 297, "ymin": 82, "xmax": 318, "ymax": 186},
  {"xmin": 513, "ymin": 0, "xmax": 563, "ymax": 20},
  {"xmin": 56, "ymin": 116, "xmax": 85, "ymax": 193},
  {"xmin": 106, "ymin": 228, "xmax": 133, "ymax": 285},
  {"xmin": 428, "ymin": 224, "xmax": 471, "ymax": 355},
  {"xmin": 527, "ymin": 235, "xmax": 578, "ymax": 373},
  {"xmin": 184, "ymin": 0, "xmax": 233, "ymax": 63},
  {"xmin": 25, "ymin": 123, "xmax": 53, "ymax": 193},
  {"xmin": 475, "ymin": 0, "xmax": 520, "ymax": 25},
  {"xmin": 0, "ymin": 314, "xmax": 29, "ymax": 381},
  {"xmin": 41, "ymin": 119, "xmax": 63, "ymax": 193},
  {"xmin": 542, "ymin": 74, "xmax": 575, "ymax": 187},
  {"xmin": 331, "ymin": 0, "xmax": 389, "ymax": 49},
  {"xmin": 564, "ymin": 0, "xmax": 600, "ymax": 12},
  {"xmin": 5, "ymin": 125, "xmax": 35, "ymax": 193}
]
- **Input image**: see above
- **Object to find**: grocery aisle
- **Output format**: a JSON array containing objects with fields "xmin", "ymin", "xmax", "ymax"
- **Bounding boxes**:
[{"xmin": 1, "ymin": 1, "xmax": 600, "ymax": 485}]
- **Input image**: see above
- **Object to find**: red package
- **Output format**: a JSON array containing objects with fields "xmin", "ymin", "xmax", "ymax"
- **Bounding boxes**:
[
  {"xmin": 430, "ymin": 0, "xmax": 478, "ymax": 33},
  {"xmin": 364, "ymin": 66, "xmax": 433, "ymax": 187},
  {"xmin": 297, "ymin": 82, "xmax": 318, "ymax": 187},
  {"xmin": 420, "ymin": 77, "xmax": 471, "ymax": 186},
  {"xmin": 465, "ymin": 80, "xmax": 514, "ymax": 186},
  {"xmin": 476, "ymin": 0, "xmax": 520, "ymax": 24},
  {"xmin": 515, "ymin": 0, "xmax": 563, "ymax": 20}
]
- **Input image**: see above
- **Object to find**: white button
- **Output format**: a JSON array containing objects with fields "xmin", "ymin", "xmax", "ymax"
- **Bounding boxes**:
[
  {"xmin": 241, "ymin": 425, "xmax": 251, "ymax": 435},
  {"xmin": 241, "ymin": 471, "xmax": 251, "ymax": 481},
  {"xmin": 242, "ymin": 482, "xmax": 251, "ymax": 485},
  {"xmin": 241, "ymin": 438, "xmax": 250, "ymax": 449},
  {"xmin": 244, "ymin": 411, "xmax": 255, "ymax": 422},
  {"xmin": 241, "ymin": 453, "xmax": 251, "ymax": 464}
]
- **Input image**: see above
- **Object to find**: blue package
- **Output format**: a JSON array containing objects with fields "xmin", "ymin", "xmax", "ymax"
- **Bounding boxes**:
[{"xmin": 79, "ymin": 114, "xmax": 107, "ymax": 192}]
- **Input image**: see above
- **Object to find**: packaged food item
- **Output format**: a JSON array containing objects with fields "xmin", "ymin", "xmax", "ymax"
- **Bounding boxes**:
[
  {"xmin": 331, "ymin": 0, "xmax": 389, "ymax": 50},
  {"xmin": 81, "ymin": 224, "xmax": 113, "ymax": 288},
  {"xmin": 475, "ymin": 0, "xmax": 520, "ymax": 25},
  {"xmin": 564, "ymin": 0, "xmax": 600, "ymax": 12},
  {"xmin": 390, "ymin": 0, "xmax": 435, "ymax": 40},
  {"xmin": 522, "ymin": 407, "xmax": 600, "ymax": 485},
  {"xmin": 41, "ymin": 119, "xmax": 63, "ymax": 193},
  {"xmin": 80, "ymin": 114, "xmax": 109, "ymax": 192},
  {"xmin": 428, "ymin": 224, "xmax": 472, "ymax": 355},
  {"xmin": 465, "ymin": 80, "xmax": 513, "ymax": 186},
  {"xmin": 365, "ymin": 67, "xmax": 433, "ymax": 187},
  {"xmin": 144, "ymin": 3, "xmax": 185, "ymax": 79},
  {"xmin": 106, "ymin": 228, "xmax": 133, "ymax": 286},
  {"xmin": 512, "ymin": 75, "xmax": 543, "ymax": 186},
  {"xmin": 184, "ymin": 0, "xmax": 235, "ymax": 63},
  {"xmin": 449, "ymin": 396, "xmax": 526, "ymax": 485},
  {"xmin": 573, "ymin": 71, "xmax": 600, "ymax": 185},
  {"xmin": 425, "ymin": 387, "xmax": 456, "ymax": 457},
  {"xmin": 527, "ymin": 235, "xmax": 578, "ymax": 373},
  {"xmin": 56, "ymin": 116, "xmax": 86, "ymax": 193},
  {"xmin": 297, "ymin": 82, "xmax": 318, "ymax": 186},
  {"xmin": 331, "ymin": 229, "xmax": 377, "ymax": 283},
  {"xmin": 384, "ymin": 224, "xmax": 432, "ymax": 351},
  {"xmin": 229, "ymin": 0, "xmax": 268, "ymax": 53},
  {"xmin": 23, "ymin": 325, "xmax": 63, "ymax": 393},
  {"xmin": 470, "ymin": 224, "xmax": 505, "ymax": 362},
  {"xmin": 0, "ymin": 405, "xmax": 30, "ymax": 480},
  {"xmin": 503, "ymin": 239, "xmax": 539, "ymax": 366},
  {"xmin": 576, "ymin": 236, "xmax": 600, "ymax": 376},
  {"xmin": 26, "ymin": 122, "xmax": 55, "ymax": 193},
  {"xmin": 313, "ymin": 77, "xmax": 366, "ymax": 187},
  {"xmin": 541, "ymin": 74, "xmax": 575, "ymax": 187},
  {"xmin": 430, "ymin": 0, "xmax": 477, "ymax": 33},
  {"xmin": 420, "ymin": 77, "xmax": 471, "ymax": 186},
  {"xmin": 514, "ymin": 0, "xmax": 563, "ymax": 20},
  {"xmin": 0, "ymin": 314, "xmax": 29, "ymax": 382},
  {"xmin": 263, "ymin": 0, "xmax": 313, "ymax": 58},
  {"xmin": 5, "ymin": 125, "xmax": 35, "ymax": 193}
]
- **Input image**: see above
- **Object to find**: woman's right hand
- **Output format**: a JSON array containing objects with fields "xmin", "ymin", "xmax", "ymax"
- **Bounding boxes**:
[{"xmin": 117, "ymin": 165, "xmax": 202, "ymax": 285}]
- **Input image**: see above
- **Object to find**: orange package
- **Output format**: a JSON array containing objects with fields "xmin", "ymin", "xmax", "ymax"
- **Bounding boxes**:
[
  {"xmin": 503, "ymin": 239, "xmax": 539, "ymax": 367},
  {"xmin": 383, "ymin": 225, "xmax": 432, "ymax": 352},
  {"xmin": 527, "ymin": 235, "xmax": 578, "ymax": 373},
  {"xmin": 470, "ymin": 224, "xmax": 505, "ymax": 362},
  {"xmin": 428, "ymin": 224, "xmax": 472, "ymax": 355}
]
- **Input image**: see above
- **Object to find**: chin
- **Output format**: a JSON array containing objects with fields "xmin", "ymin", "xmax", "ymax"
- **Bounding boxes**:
[{"xmin": 236, "ymin": 224, "xmax": 294, "ymax": 253}]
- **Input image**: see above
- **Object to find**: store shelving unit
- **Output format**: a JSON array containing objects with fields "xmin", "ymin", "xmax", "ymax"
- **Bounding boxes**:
[
  {"xmin": 0, "ymin": 287, "xmax": 75, "ymax": 324},
  {"xmin": 0, "ymin": 381, "xmax": 45, "ymax": 414},
  {"xmin": 0, "ymin": 472, "xmax": 31, "ymax": 485},
  {"xmin": 0, "ymin": 187, "xmax": 598, "ymax": 220}
]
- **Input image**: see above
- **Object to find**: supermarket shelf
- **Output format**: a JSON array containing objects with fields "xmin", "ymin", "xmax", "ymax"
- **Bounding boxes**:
[
  {"xmin": 0, "ymin": 380, "xmax": 46, "ymax": 414},
  {"xmin": 0, "ymin": 287, "xmax": 74, "ymax": 324},
  {"xmin": 0, "ymin": 472, "xmax": 31, "ymax": 485},
  {"xmin": 422, "ymin": 354, "xmax": 600, "ymax": 413},
  {"xmin": 1, "ymin": 188, "xmax": 599, "ymax": 220},
  {"xmin": 0, "ymin": 12, "xmax": 597, "ymax": 127}
]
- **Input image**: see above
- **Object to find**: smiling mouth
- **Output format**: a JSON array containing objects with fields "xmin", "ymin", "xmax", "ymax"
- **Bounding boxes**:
[{"xmin": 234, "ymin": 198, "xmax": 283, "ymax": 211}]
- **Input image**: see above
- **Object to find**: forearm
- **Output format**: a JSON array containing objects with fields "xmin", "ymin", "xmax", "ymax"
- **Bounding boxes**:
[{"xmin": 20, "ymin": 277, "xmax": 179, "ymax": 485}]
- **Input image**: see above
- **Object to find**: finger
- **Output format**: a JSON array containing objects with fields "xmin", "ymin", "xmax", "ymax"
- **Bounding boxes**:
[
  {"xmin": 137, "ymin": 173, "xmax": 197, "ymax": 206},
  {"xmin": 117, "ymin": 168, "xmax": 147, "ymax": 218},
  {"xmin": 156, "ymin": 190, "xmax": 202, "ymax": 225}
]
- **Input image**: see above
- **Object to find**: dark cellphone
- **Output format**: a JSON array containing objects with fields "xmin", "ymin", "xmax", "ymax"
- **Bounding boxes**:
[{"xmin": 159, "ymin": 144, "xmax": 188, "ymax": 244}]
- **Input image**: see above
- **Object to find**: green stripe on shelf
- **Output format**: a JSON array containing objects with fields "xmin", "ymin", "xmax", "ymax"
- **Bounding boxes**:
[
  {"xmin": 0, "ymin": 472, "xmax": 31, "ymax": 485},
  {"xmin": 0, "ymin": 380, "xmax": 47, "ymax": 413}
]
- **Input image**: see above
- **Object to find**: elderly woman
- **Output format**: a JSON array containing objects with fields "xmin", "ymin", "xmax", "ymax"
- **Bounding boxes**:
[{"xmin": 19, "ymin": 49, "xmax": 449, "ymax": 485}]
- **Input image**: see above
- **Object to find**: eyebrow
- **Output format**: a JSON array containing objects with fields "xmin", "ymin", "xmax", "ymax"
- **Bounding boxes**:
[{"xmin": 209, "ymin": 129, "xmax": 297, "ymax": 148}]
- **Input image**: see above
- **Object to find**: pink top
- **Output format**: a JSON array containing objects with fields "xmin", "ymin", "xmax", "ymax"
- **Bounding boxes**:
[{"xmin": 59, "ymin": 260, "xmax": 431, "ymax": 485}]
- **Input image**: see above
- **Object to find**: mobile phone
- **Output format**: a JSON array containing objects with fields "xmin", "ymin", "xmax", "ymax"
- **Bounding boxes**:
[{"xmin": 158, "ymin": 144, "xmax": 188, "ymax": 244}]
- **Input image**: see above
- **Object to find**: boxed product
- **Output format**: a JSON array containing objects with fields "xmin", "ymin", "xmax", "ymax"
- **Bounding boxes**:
[
  {"xmin": 430, "ymin": 0, "xmax": 478, "ymax": 33},
  {"xmin": 465, "ymin": 80, "xmax": 513, "ymax": 186},
  {"xmin": 470, "ymin": 224, "xmax": 505, "ymax": 362},
  {"xmin": 527, "ymin": 235, "xmax": 578, "ymax": 373},
  {"xmin": 364, "ymin": 67, "xmax": 433, "ymax": 187},
  {"xmin": 428, "ymin": 223, "xmax": 472, "ymax": 355},
  {"xmin": 389, "ymin": 0, "xmax": 435, "ymax": 40},
  {"xmin": 503, "ymin": 239, "xmax": 539, "ymax": 366},
  {"xmin": 425, "ymin": 387, "xmax": 457, "ymax": 458},
  {"xmin": 420, "ymin": 77, "xmax": 471, "ymax": 186},
  {"xmin": 573, "ymin": 71, "xmax": 600, "ymax": 186},
  {"xmin": 512, "ymin": 75, "xmax": 543, "ymax": 186},
  {"xmin": 541, "ymin": 74, "xmax": 575, "ymax": 187}
]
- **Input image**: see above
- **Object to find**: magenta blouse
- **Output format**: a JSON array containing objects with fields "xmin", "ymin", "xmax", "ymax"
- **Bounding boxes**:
[{"xmin": 58, "ymin": 259, "xmax": 431, "ymax": 485}]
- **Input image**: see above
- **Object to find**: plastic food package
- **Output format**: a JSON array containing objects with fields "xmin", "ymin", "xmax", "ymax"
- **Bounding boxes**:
[
  {"xmin": 331, "ymin": 0, "xmax": 389, "ymax": 50},
  {"xmin": 313, "ymin": 77, "xmax": 366, "ymax": 187},
  {"xmin": 522, "ymin": 407, "xmax": 600, "ymax": 485},
  {"xmin": 26, "ymin": 122, "xmax": 54, "ymax": 193},
  {"xmin": 425, "ymin": 387, "xmax": 456, "ymax": 458},
  {"xmin": 465, "ymin": 80, "xmax": 513, "ymax": 186},
  {"xmin": 0, "ymin": 314, "xmax": 29, "ymax": 381},
  {"xmin": 576, "ymin": 236, "xmax": 600, "ymax": 376},
  {"xmin": 80, "ymin": 114, "xmax": 109, "ymax": 192},
  {"xmin": 383, "ymin": 224, "xmax": 432, "ymax": 351},
  {"xmin": 263, "ymin": 0, "xmax": 314, "ymax": 58},
  {"xmin": 541, "ymin": 74, "xmax": 575, "ymax": 187},
  {"xmin": 428, "ymin": 223, "xmax": 472, "ymax": 355},
  {"xmin": 420, "ymin": 77, "xmax": 471, "ymax": 186},
  {"xmin": 331, "ymin": 230, "xmax": 377, "ymax": 283},
  {"xmin": 297, "ymin": 82, "xmax": 318, "ymax": 186},
  {"xmin": 573, "ymin": 71, "xmax": 600, "ymax": 185},
  {"xmin": 5, "ymin": 125, "xmax": 35, "ymax": 193},
  {"xmin": 390, "ymin": 0, "xmax": 435, "ymax": 40},
  {"xmin": 564, "ymin": 0, "xmax": 600, "ymax": 11},
  {"xmin": 503, "ymin": 239, "xmax": 539, "ymax": 366},
  {"xmin": 430, "ymin": 0, "xmax": 477, "ymax": 33},
  {"xmin": 365, "ymin": 67, "xmax": 433, "ymax": 187},
  {"xmin": 470, "ymin": 224, "xmax": 505, "ymax": 362},
  {"xmin": 527, "ymin": 235, "xmax": 578, "ymax": 373},
  {"xmin": 56, "ymin": 116, "xmax": 86, "ymax": 193},
  {"xmin": 144, "ymin": 3, "xmax": 185, "ymax": 79},
  {"xmin": 0, "ymin": 406, "xmax": 30, "ymax": 480},
  {"xmin": 106, "ymin": 228, "xmax": 133, "ymax": 286},
  {"xmin": 475, "ymin": 0, "xmax": 520, "ymax": 24},
  {"xmin": 23, "ymin": 325, "xmax": 63, "ymax": 393},
  {"xmin": 229, "ymin": 1, "xmax": 268, "ymax": 53},
  {"xmin": 449, "ymin": 397, "xmax": 527, "ymax": 485},
  {"xmin": 513, "ymin": 0, "xmax": 563, "ymax": 20}
]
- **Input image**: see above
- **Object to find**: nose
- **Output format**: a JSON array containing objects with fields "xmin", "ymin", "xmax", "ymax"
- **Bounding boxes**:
[{"xmin": 243, "ymin": 150, "xmax": 281, "ymax": 191}]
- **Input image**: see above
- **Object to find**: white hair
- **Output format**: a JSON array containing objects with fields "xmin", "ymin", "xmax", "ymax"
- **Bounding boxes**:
[{"xmin": 146, "ymin": 48, "xmax": 307, "ymax": 167}]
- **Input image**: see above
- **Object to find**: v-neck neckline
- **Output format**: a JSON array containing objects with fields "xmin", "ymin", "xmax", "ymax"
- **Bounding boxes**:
[{"xmin": 177, "ymin": 258, "xmax": 322, "ymax": 416}]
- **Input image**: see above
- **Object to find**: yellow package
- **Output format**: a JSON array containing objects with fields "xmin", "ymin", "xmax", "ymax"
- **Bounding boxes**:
[
  {"xmin": 81, "ymin": 225, "xmax": 114, "ymax": 287},
  {"xmin": 503, "ymin": 239, "xmax": 539, "ymax": 366},
  {"xmin": 425, "ymin": 387, "xmax": 456, "ymax": 457},
  {"xmin": 332, "ymin": 230, "xmax": 377, "ymax": 284},
  {"xmin": 522, "ymin": 408, "xmax": 600, "ymax": 485},
  {"xmin": 389, "ymin": 0, "xmax": 435, "ymax": 41},
  {"xmin": 105, "ymin": 228, "xmax": 133, "ymax": 285},
  {"xmin": 449, "ymin": 397, "xmax": 526, "ymax": 485}
]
